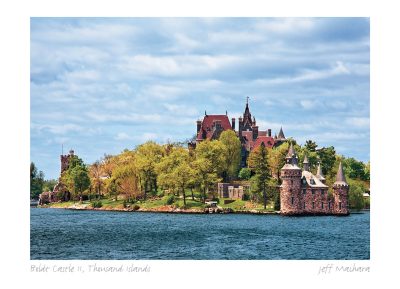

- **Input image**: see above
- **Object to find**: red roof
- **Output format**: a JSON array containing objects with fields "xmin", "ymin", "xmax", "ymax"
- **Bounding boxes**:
[
  {"xmin": 197, "ymin": 115, "xmax": 232, "ymax": 140},
  {"xmin": 253, "ymin": 136, "xmax": 275, "ymax": 150}
]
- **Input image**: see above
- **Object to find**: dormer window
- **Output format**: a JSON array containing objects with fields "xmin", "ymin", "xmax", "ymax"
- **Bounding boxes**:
[{"xmin": 310, "ymin": 178, "xmax": 315, "ymax": 185}]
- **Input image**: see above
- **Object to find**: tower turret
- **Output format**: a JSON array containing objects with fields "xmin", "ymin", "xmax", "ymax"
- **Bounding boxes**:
[
  {"xmin": 316, "ymin": 162, "xmax": 326, "ymax": 183},
  {"xmin": 332, "ymin": 162, "xmax": 349, "ymax": 215},
  {"xmin": 280, "ymin": 144, "xmax": 302, "ymax": 215},
  {"xmin": 303, "ymin": 154, "xmax": 310, "ymax": 171}
]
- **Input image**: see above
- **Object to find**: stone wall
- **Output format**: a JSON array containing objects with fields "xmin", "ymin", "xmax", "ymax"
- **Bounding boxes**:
[
  {"xmin": 280, "ymin": 168, "xmax": 302, "ymax": 215},
  {"xmin": 333, "ymin": 184, "xmax": 350, "ymax": 215}
]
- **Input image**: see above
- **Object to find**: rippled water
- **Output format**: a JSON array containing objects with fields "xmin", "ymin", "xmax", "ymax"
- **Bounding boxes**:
[{"xmin": 30, "ymin": 208, "xmax": 369, "ymax": 260}]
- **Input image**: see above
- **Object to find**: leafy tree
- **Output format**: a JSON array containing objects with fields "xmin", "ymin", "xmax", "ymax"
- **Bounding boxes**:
[
  {"xmin": 42, "ymin": 179, "xmax": 57, "ymax": 193},
  {"xmin": 194, "ymin": 140, "xmax": 226, "ymax": 201},
  {"xmin": 30, "ymin": 162, "xmax": 44, "ymax": 199},
  {"xmin": 248, "ymin": 142, "xmax": 271, "ymax": 209},
  {"xmin": 305, "ymin": 140, "xmax": 318, "ymax": 152},
  {"xmin": 238, "ymin": 168, "xmax": 251, "ymax": 180},
  {"xmin": 89, "ymin": 160, "xmax": 104, "ymax": 199},
  {"xmin": 317, "ymin": 146, "xmax": 336, "ymax": 176},
  {"xmin": 343, "ymin": 157, "xmax": 366, "ymax": 180},
  {"xmin": 268, "ymin": 142, "xmax": 289, "ymax": 181},
  {"xmin": 134, "ymin": 141, "xmax": 164, "ymax": 199},
  {"xmin": 61, "ymin": 155, "xmax": 90, "ymax": 201},
  {"xmin": 172, "ymin": 161, "xmax": 194, "ymax": 206},
  {"xmin": 219, "ymin": 130, "xmax": 241, "ymax": 181},
  {"xmin": 349, "ymin": 186, "xmax": 365, "ymax": 211}
]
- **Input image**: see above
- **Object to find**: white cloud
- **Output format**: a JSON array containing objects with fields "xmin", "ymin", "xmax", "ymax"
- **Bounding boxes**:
[
  {"xmin": 345, "ymin": 117, "xmax": 370, "ymax": 128},
  {"xmin": 115, "ymin": 132, "xmax": 132, "ymax": 141},
  {"xmin": 300, "ymin": 99, "xmax": 319, "ymax": 110},
  {"xmin": 256, "ymin": 18, "xmax": 314, "ymax": 34}
]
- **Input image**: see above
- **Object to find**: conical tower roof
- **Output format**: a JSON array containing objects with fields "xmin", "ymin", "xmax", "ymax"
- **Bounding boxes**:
[
  {"xmin": 316, "ymin": 162, "xmax": 325, "ymax": 181},
  {"xmin": 286, "ymin": 143, "xmax": 295, "ymax": 158},
  {"xmin": 278, "ymin": 127, "xmax": 285, "ymax": 139},
  {"xmin": 303, "ymin": 154, "xmax": 309, "ymax": 163},
  {"xmin": 316, "ymin": 162, "xmax": 324, "ymax": 178},
  {"xmin": 302, "ymin": 154, "xmax": 310, "ymax": 171},
  {"xmin": 334, "ymin": 161, "xmax": 348, "ymax": 186}
]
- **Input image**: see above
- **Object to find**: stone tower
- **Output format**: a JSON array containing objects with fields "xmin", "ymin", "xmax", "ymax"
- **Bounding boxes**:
[
  {"xmin": 60, "ymin": 149, "xmax": 74, "ymax": 174},
  {"xmin": 280, "ymin": 144, "xmax": 302, "ymax": 215},
  {"xmin": 332, "ymin": 161, "xmax": 350, "ymax": 215}
]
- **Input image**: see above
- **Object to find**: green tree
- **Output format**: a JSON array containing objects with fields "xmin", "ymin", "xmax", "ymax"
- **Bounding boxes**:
[
  {"xmin": 349, "ymin": 186, "xmax": 365, "ymax": 212},
  {"xmin": 42, "ymin": 179, "xmax": 57, "ymax": 193},
  {"xmin": 238, "ymin": 168, "xmax": 251, "ymax": 180},
  {"xmin": 343, "ymin": 157, "xmax": 366, "ymax": 180},
  {"xmin": 61, "ymin": 155, "xmax": 90, "ymax": 201},
  {"xmin": 317, "ymin": 146, "xmax": 336, "ymax": 176},
  {"xmin": 268, "ymin": 142, "xmax": 289, "ymax": 181},
  {"xmin": 248, "ymin": 142, "xmax": 271, "ymax": 209},
  {"xmin": 219, "ymin": 130, "xmax": 241, "ymax": 181},
  {"xmin": 30, "ymin": 162, "xmax": 44, "ymax": 199},
  {"xmin": 305, "ymin": 140, "xmax": 318, "ymax": 152},
  {"xmin": 134, "ymin": 141, "xmax": 164, "ymax": 199}
]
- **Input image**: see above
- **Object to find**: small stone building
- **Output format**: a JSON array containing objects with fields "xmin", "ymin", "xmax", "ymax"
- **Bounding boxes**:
[
  {"xmin": 280, "ymin": 144, "xmax": 349, "ymax": 216},
  {"xmin": 217, "ymin": 183, "xmax": 249, "ymax": 199}
]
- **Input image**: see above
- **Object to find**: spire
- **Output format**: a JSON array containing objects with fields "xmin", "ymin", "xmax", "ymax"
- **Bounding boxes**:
[
  {"xmin": 285, "ymin": 143, "xmax": 299, "ymax": 166},
  {"xmin": 278, "ymin": 127, "xmax": 286, "ymax": 139},
  {"xmin": 316, "ymin": 162, "xmax": 324, "ymax": 178},
  {"xmin": 205, "ymin": 110, "xmax": 207, "ymax": 116},
  {"xmin": 334, "ymin": 161, "xmax": 348, "ymax": 186},
  {"xmin": 303, "ymin": 154, "xmax": 310, "ymax": 171}
]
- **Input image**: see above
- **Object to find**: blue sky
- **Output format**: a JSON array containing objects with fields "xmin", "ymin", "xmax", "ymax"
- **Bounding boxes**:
[{"xmin": 30, "ymin": 17, "xmax": 370, "ymax": 180}]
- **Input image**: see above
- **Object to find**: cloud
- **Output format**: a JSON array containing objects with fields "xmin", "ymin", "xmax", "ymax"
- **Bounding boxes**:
[{"xmin": 345, "ymin": 117, "xmax": 370, "ymax": 128}]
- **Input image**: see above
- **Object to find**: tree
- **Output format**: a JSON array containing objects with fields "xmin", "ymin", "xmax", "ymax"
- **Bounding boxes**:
[
  {"xmin": 248, "ymin": 142, "xmax": 271, "ymax": 209},
  {"xmin": 30, "ymin": 162, "xmax": 44, "ymax": 199},
  {"xmin": 42, "ymin": 179, "xmax": 57, "ymax": 193},
  {"xmin": 219, "ymin": 130, "xmax": 241, "ymax": 181},
  {"xmin": 173, "ymin": 161, "xmax": 194, "ymax": 206},
  {"xmin": 194, "ymin": 140, "xmax": 226, "ymax": 201},
  {"xmin": 61, "ymin": 155, "xmax": 90, "ymax": 201},
  {"xmin": 134, "ymin": 141, "xmax": 164, "ymax": 199},
  {"xmin": 89, "ymin": 160, "xmax": 104, "ymax": 199},
  {"xmin": 238, "ymin": 168, "xmax": 251, "ymax": 180},
  {"xmin": 317, "ymin": 146, "xmax": 336, "ymax": 176},
  {"xmin": 268, "ymin": 142, "xmax": 289, "ymax": 181},
  {"xmin": 343, "ymin": 157, "xmax": 366, "ymax": 180},
  {"xmin": 305, "ymin": 140, "xmax": 318, "ymax": 152},
  {"xmin": 349, "ymin": 186, "xmax": 365, "ymax": 212}
]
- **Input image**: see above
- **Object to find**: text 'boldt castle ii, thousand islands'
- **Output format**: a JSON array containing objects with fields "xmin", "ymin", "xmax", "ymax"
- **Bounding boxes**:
[{"xmin": 189, "ymin": 99, "xmax": 349, "ymax": 216}]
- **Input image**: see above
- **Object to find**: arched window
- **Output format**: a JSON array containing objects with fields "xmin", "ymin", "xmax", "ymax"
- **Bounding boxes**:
[{"xmin": 291, "ymin": 197, "xmax": 294, "ymax": 205}]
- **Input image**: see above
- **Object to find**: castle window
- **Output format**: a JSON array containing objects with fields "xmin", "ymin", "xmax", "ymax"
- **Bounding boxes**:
[
  {"xmin": 303, "ymin": 202, "xmax": 306, "ymax": 209},
  {"xmin": 312, "ymin": 202, "xmax": 315, "ymax": 209},
  {"xmin": 321, "ymin": 202, "xmax": 324, "ymax": 209},
  {"xmin": 302, "ymin": 189, "xmax": 306, "ymax": 194},
  {"xmin": 289, "ymin": 189, "xmax": 292, "ymax": 193},
  {"xmin": 328, "ymin": 202, "xmax": 331, "ymax": 209},
  {"xmin": 321, "ymin": 189, "xmax": 324, "ymax": 195},
  {"xmin": 339, "ymin": 202, "xmax": 342, "ymax": 210},
  {"xmin": 312, "ymin": 189, "xmax": 315, "ymax": 195},
  {"xmin": 290, "ymin": 180, "xmax": 293, "ymax": 185},
  {"xmin": 291, "ymin": 197, "xmax": 294, "ymax": 205}
]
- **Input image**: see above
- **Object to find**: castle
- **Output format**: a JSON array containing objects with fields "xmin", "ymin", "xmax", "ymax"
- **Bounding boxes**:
[
  {"xmin": 38, "ymin": 149, "xmax": 74, "ymax": 204},
  {"xmin": 192, "ymin": 98, "xmax": 287, "ymax": 166},
  {"xmin": 280, "ymin": 144, "xmax": 349, "ymax": 215}
]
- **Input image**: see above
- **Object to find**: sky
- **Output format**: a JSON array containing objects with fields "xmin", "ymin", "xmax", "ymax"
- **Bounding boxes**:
[{"xmin": 30, "ymin": 17, "xmax": 370, "ymax": 180}]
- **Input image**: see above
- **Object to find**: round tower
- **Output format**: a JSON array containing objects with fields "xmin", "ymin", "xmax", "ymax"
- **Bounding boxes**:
[
  {"xmin": 332, "ymin": 162, "xmax": 350, "ymax": 215},
  {"xmin": 280, "ymin": 144, "xmax": 302, "ymax": 215}
]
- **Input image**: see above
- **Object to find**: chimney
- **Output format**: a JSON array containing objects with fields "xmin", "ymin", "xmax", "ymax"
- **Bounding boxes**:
[
  {"xmin": 196, "ymin": 120, "xmax": 202, "ymax": 133},
  {"xmin": 238, "ymin": 117, "xmax": 243, "ymax": 137},
  {"xmin": 231, "ymin": 118, "xmax": 235, "ymax": 130},
  {"xmin": 253, "ymin": 126, "xmax": 259, "ymax": 140},
  {"xmin": 268, "ymin": 129, "xmax": 271, "ymax": 137}
]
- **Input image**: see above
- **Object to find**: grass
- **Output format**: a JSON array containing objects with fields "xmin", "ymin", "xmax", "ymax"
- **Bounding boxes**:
[{"xmin": 45, "ymin": 194, "xmax": 276, "ymax": 212}]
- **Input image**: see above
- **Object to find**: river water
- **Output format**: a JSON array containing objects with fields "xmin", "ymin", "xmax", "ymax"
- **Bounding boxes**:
[{"xmin": 30, "ymin": 208, "xmax": 369, "ymax": 260}]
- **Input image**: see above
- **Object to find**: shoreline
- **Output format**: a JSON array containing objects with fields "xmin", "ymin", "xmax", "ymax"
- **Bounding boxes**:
[{"xmin": 34, "ymin": 204, "xmax": 363, "ymax": 216}]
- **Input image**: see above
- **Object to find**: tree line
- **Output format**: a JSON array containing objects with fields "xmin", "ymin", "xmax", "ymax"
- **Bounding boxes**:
[{"xmin": 31, "ymin": 131, "xmax": 370, "ymax": 210}]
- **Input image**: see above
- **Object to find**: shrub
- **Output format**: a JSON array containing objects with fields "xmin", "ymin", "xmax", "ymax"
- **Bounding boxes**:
[
  {"xmin": 238, "ymin": 168, "xmax": 251, "ymax": 180},
  {"xmin": 132, "ymin": 204, "xmax": 140, "ymax": 211},
  {"xmin": 91, "ymin": 200, "xmax": 103, "ymax": 208},
  {"xmin": 165, "ymin": 195, "xmax": 175, "ymax": 205}
]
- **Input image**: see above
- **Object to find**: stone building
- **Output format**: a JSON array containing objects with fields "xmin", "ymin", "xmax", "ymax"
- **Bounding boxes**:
[
  {"xmin": 217, "ymin": 182, "xmax": 250, "ymax": 199},
  {"xmin": 191, "ymin": 98, "xmax": 287, "ymax": 166},
  {"xmin": 280, "ymin": 144, "xmax": 349, "ymax": 216},
  {"xmin": 39, "ymin": 149, "xmax": 75, "ymax": 205}
]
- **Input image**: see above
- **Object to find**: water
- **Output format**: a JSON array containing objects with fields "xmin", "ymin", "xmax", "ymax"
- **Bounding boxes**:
[{"xmin": 30, "ymin": 208, "xmax": 369, "ymax": 260}]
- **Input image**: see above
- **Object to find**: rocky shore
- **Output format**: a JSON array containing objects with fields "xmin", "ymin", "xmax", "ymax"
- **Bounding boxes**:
[{"xmin": 38, "ymin": 203, "xmax": 279, "ymax": 215}]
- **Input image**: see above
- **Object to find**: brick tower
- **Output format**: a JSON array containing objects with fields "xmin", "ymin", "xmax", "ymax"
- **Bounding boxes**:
[
  {"xmin": 332, "ymin": 161, "xmax": 350, "ymax": 215},
  {"xmin": 280, "ymin": 144, "xmax": 302, "ymax": 215}
]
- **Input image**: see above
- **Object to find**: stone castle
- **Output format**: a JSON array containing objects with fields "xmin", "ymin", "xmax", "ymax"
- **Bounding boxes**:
[
  {"xmin": 280, "ymin": 144, "xmax": 349, "ymax": 215},
  {"xmin": 191, "ymin": 98, "xmax": 287, "ymax": 166}
]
